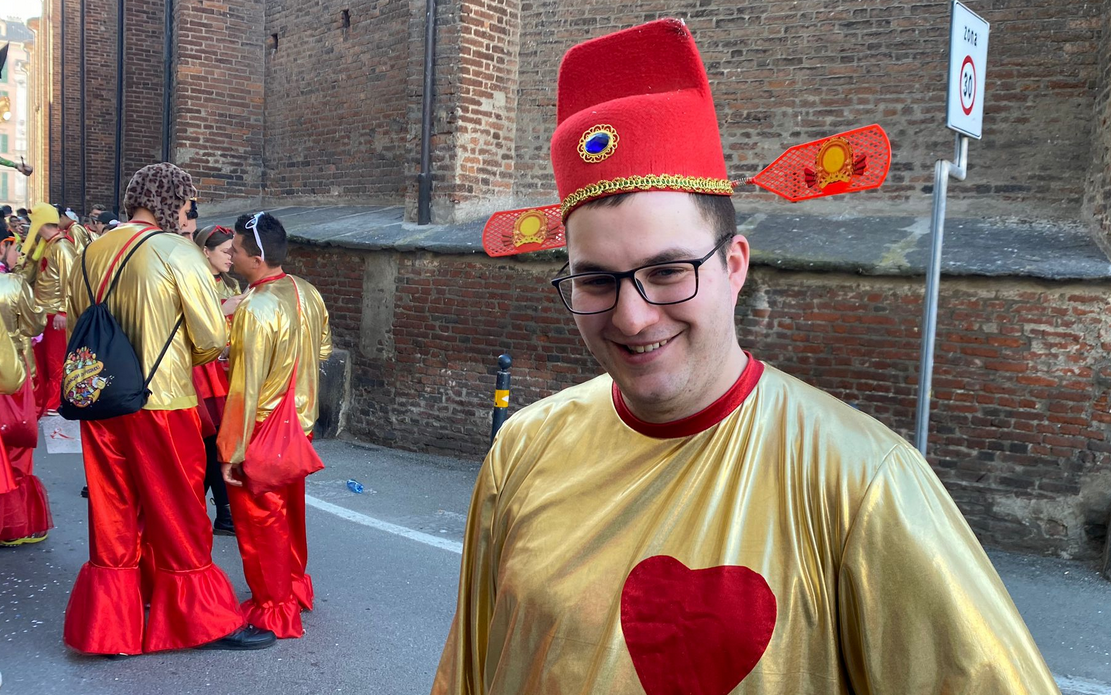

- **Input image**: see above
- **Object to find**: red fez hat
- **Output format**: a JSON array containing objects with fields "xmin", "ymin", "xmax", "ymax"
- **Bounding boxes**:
[
  {"xmin": 482, "ymin": 18, "xmax": 732, "ymax": 257},
  {"xmin": 551, "ymin": 18, "xmax": 733, "ymax": 220}
]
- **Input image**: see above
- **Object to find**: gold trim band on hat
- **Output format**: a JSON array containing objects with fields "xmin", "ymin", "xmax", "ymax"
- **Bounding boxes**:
[{"xmin": 560, "ymin": 174, "xmax": 735, "ymax": 218}]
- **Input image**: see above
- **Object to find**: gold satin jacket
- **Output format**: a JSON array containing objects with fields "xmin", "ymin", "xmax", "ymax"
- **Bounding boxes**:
[
  {"xmin": 34, "ymin": 235, "xmax": 78, "ymax": 315},
  {"xmin": 0, "ymin": 272, "xmax": 46, "ymax": 376},
  {"xmin": 217, "ymin": 274, "xmax": 332, "ymax": 464},
  {"xmin": 65, "ymin": 223, "xmax": 228, "ymax": 410},
  {"xmin": 432, "ymin": 360, "xmax": 1058, "ymax": 695},
  {"xmin": 0, "ymin": 328, "xmax": 25, "ymax": 395},
  {"xmin": 69, "ymin": 223, "xmax": 100, "ymax": 253},
  {"xmin": 215, "ymin": 275, "xmax": 242, "ymax": 301}
]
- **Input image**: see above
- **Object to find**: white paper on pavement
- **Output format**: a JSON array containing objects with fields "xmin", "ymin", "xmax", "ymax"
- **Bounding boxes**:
[{"xmin": 41, "ymin": 415, "xmax": 82, "ymax": 454}]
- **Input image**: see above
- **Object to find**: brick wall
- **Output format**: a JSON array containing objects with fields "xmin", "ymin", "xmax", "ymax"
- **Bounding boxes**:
[
  {"xmin": 287, "ymin": 242, "xmax": 1111, "ymax": 559},
  {"xmin": 510, "ymin": 1, "xmax": 1106, "ymax": 222},
  {"xmin": 261, "ymin": 0, "xmax": 413, "ymax": 204},
  {"xmin": 50, "ymin": 0, "xmax": 117, "ymax": 211},
  {"xmin": 42, "ymin": 0, "xmax": 166, "ymax": 212},
  {"xmin": 25, "ymin": 16, "xmax": 50, "ymax": 207},
  {"xmin": 121, "ymin": 0, "xmax": 168, "ymax": 182},
  {"xmin": 83, "ymin": 0, "xmax": 121, "ymax": 212},
  {"xmin": 432, "ymin": 0, "xmax": 522, "ymax": 223},
  {"xmin": 48, "ymin": 0, "xmax": 61, "ymax": 204},
  {"xmin": 1086, "ymin": 4, "xmax": 1111, "ymax": 235},
  {"xmin": 37, "ymin": 0, "xmax": 1108, "ymax": 228},
  {"xmin": 172, "ymin": 0, "xmax": 265, "ymax": 203}
]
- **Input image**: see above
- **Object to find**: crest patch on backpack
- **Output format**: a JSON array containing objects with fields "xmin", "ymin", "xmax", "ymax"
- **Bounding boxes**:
[{"xmin": 62, "ymin": 346, "xmax": 111, "ymax": 408}]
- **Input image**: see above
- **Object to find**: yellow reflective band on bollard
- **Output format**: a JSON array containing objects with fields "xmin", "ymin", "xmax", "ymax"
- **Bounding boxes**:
[{"xmin": 494, "ymin": 390, "xmax": 510, "ymax": 408}]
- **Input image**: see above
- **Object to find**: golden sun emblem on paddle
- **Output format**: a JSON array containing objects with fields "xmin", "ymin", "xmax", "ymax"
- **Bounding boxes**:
[{"xmin": 804, "ymin": 137, "xmax": 867, "ymax": 190}]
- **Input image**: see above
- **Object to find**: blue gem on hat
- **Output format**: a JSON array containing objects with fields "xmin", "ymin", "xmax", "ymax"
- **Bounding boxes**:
[
  {"xmin": 578, "ymin": 124, "xmax": 619, "ymax": 163},
  {"xmin": 585, "ymin": 132, "xmax": 611, "ymax": 155}
]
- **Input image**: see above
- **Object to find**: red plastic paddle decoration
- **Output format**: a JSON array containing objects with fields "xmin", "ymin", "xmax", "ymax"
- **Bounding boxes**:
[
  {"xmin": 746, "ymin": 124, "xmax": 891, "ymax": 202},
  {"xmin": 481, "ymin": 124, "xmax": 891, "ymax": 257}
]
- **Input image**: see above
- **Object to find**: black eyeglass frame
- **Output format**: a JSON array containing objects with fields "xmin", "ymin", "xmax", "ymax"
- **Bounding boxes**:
[{"xmin": 550, "ymin": 236, "xmax": 733, "ymax": 315}]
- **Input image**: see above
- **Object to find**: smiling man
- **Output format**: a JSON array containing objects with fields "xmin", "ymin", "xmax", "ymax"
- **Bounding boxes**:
[{"xmin": 432, "ymin": 18, "xmax": 1057, "ymax": 695}]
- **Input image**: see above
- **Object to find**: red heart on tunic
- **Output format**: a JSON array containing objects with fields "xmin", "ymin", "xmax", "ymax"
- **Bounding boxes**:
[{"xmin": 620, "ymin": 555, "xmax": 777, "ymax": 695}]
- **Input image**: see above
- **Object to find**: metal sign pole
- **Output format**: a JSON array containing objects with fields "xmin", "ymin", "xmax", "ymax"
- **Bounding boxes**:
[
  {"xmin": 915, "ymin": 0, "xmax": 986, "ymax": 456},
  {"xmin": 915, "ymin": 133, "xmax": 968, "ymax": 456}
]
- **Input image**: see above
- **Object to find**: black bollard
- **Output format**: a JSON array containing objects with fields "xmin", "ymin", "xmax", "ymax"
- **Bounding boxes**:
[{"xmin": 490, "ymin": 353, "xmax": 512, "ymax": 444}]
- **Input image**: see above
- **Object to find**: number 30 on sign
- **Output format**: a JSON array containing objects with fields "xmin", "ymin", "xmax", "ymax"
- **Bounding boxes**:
[{"xmin": 947, "ymin": 1, "xmax": 990, "ymax": 139}]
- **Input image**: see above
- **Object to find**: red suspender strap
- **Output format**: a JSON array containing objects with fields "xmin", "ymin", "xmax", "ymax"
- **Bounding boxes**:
[{"xmin": 94, "ymin": 224, "xmax": 159, "ymax": 302}]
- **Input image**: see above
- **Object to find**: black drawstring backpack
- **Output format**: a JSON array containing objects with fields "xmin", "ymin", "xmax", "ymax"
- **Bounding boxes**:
[{"xmin": 60, "ymin": 228, "xmax": 183, "ymax": 421}]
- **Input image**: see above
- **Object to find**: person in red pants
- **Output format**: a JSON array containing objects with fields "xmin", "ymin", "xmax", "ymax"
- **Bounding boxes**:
[
  {"xmin": 0, "ymin": 228, "xmax": 50, "ymax": 546},
  {"xmin": 62, "ymin": 163, "xmax": 275, "ymax": 656},
  {"xmin": 219, "ymin": 212, "xmax": 332, "ymax": 639},
  {"xmin": 27, "ymin": 202, "xmax": 75, "ymax": 416}
]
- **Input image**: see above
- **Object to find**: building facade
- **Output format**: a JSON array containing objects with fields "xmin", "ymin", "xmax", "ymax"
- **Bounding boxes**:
[{"xmin": 0, "ymin": 20, "xmax": 34, "ymax": 209}]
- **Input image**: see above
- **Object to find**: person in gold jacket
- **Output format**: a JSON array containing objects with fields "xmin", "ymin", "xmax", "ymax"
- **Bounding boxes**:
[
  {"xmin": 432, "ymin": 19, "xmax": 1059, "ymax": 695},
  {"xmin": 66, "ymin": 212, "xmax": 100, "ymax": 252},
  {"xmin": 27, "ymin": 202, "xmax": 76, "ymax": 415},
  {"xmin": 0, "ymin": 316, "xmax": 23, "ymax": 499},
  {"xmin": 218, "ymin": 211, "xmax": 332, "ymax": 640},
  {"xmin": 192, "ymin": 225, "xmax": 244, "ymax": 536},
  {"xmin": 0, "ymin": 229, "xmax": 51, "ymax": 546},
  {"xmin": 61, "ymin": 163, "xmax": 276, "ymax": 656}
]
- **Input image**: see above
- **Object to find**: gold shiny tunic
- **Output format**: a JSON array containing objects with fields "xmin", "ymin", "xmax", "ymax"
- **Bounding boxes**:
[
  {"xmin": 0, "ymin": 329, "xmax": 25, "ymax": 395},
  {"xmin": 433, "ymin": 360, "xmax": 1058, "ymax": 695},
  {"xmin": 214, "ymin": 275, "xmax": 242, "ymax": 301},
  {"xmin": 217, "ymin": 274, "xmax": 332, "ymax": 465},
  {"xmin": 34, "ymin": 235, "xmax": 78, "ymax": 315},
  {"xmin": 69, "ymin": 223, "xmax": 100, "ymax": 253},
  {"xmin": 0, "ymin": 272, "xmax": 46, "ymax": 377},
  {"xmin": 65, "ymin": 223, "xmax": 227, "ymax": 410}
]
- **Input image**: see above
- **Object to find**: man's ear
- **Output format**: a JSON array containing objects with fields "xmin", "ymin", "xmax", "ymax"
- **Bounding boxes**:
[{"xmin": 727, "ymin": 234, "xmax": 750, "ymax": 303}]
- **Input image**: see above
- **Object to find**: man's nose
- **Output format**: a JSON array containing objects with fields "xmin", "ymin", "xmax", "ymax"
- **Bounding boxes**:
[{"xmin": 609, "ymin": 277, "xmax": 659, "ymax": 336}]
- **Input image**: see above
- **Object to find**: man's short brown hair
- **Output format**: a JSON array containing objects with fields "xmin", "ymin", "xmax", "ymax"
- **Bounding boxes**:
[{"xmin": 571, "ymin": 192, "xmax": 738, "ymax": 262}]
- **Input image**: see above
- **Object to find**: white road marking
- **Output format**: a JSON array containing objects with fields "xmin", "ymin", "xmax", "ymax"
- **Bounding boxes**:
[
  {"xmin": 305, "ymin": 494, "xmax": 463, "ymax": 555},
  {"xmin": 1058, "ymin": 676, "xmax": 1111, "ymax": 695}
]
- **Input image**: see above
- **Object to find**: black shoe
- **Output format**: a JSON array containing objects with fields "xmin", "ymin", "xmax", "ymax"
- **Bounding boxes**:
[
  {"xmin": 196, "ymin": 625, "xmax": 276, "ymax": 651},
  {"xmin": 213, "ymin": 505, "xmax": 235, "ymax": 536},
  {"xmin": 81, "ymin": 486, "xmax": 89, "ymax": 498}
]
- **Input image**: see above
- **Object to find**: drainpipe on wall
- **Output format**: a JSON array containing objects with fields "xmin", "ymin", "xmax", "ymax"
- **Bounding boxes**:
[
  {"xmin": 416, "ymin": 0, "xmax": 437, "ymax": 225},
  {"xmin": 80, "ymin": 0, "xmax": 87, "ymax": 211},
  {"xmin": 112, "ymin": 0, "xmax": 125, "ymax": 215},
  {"xmin": 161, "ymin": 0, "xmax": 173, "ymax": 162},
  {"xmin": 59, "ymin": 0, "xmax": 66, "ymax": 207}
]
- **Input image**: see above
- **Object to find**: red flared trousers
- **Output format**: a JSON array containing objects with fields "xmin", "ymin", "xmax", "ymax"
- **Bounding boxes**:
[
  {"xmin": 63, "ymin": 408, "xmax": 245, "ymax": 654},
  {"xmin": 0, "ymin": 444, "xmax": 53, "ymax": 540},
  {"xmin": 227, "ymin": 477, "xmax": 313, "ymax": 639},
  {"xmin": 33, "ymin": 316, "xmax": 65, "ymax": 414}
]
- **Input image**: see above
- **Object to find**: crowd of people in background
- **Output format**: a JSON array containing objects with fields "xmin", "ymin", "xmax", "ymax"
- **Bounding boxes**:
[{"xmin": 0, "ymin": 161, "xmax": 332, "ymax": 655}]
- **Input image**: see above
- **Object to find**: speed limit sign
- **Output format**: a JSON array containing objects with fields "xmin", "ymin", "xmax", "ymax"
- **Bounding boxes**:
[{"xmin": 947, "ymin": 1, "xmax": 990, "ymax": 139}]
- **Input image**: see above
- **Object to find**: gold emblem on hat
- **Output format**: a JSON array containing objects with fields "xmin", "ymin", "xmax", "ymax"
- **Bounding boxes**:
[
  {"xmin": 805, "ymin": 137, "xmax": 867, "ymax": 190},
  {"xmin": 578, "ymin": 125, "xmax": 619, "ymax": 163},
  {"xmin": 513, "ymin": 210, "xmax": 549, "ymax": 247}
]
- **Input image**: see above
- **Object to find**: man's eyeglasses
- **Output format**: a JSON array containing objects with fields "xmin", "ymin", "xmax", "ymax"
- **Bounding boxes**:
[{"xmin": 550, "ymin": 237, "xmax": 732, "ymax": 315}]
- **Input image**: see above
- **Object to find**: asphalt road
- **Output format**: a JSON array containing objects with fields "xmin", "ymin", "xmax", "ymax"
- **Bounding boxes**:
[{"xmin": 2, "ymin": 438, "xmax": 1111, "ymax": 694}]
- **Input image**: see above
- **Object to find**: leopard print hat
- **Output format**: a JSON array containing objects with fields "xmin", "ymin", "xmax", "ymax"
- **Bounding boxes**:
[{"xmin": 122, "ymin": 162, "xmax": 197, "ymax": 236}]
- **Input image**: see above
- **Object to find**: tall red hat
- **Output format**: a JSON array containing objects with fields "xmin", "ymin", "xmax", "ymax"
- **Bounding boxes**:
[
  {"xmin": 482, "ymin": 18, "xmax": 731, "ymax": 257},
  {"xmin": 551, "ymin": 18, "xmax": 733, "ymax": 220}
]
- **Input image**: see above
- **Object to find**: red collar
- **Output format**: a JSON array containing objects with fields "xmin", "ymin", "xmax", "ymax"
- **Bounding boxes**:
[
  {"xmin": 249, "ymin": 272, "xmax": 288, "ymax": 289},
  {"xmin": 612, "ymin": 352, "xmax": 764, "ymax": 439},
  {"xmin": 47, "ymin": 233, "xmax": 75, "ymax": 246}
]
